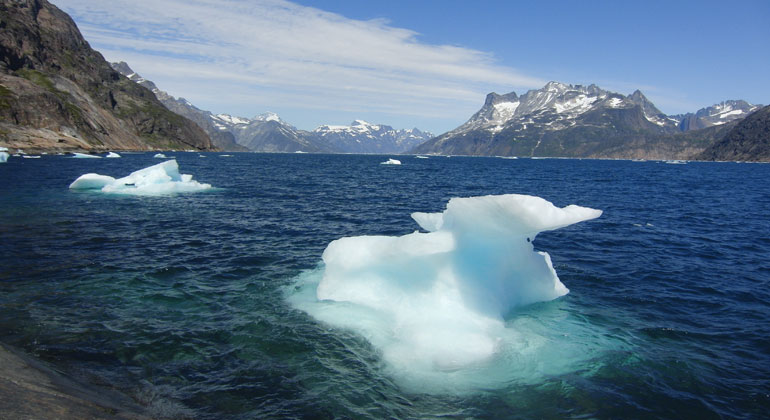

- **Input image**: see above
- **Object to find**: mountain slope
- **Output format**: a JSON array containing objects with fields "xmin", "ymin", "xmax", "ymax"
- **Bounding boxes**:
[
  {"xmin": 0, "ymin": 0, "xmax": 213, "ymax": 151},
  {"xmin": 696, "ymin": 105, "xmax": 770, "ymax": 162},
  {"xmin": 111, "ymin": 61, "xmax": 247, "ymax": 151},
  {"xmin": 414, "ymin": 82, "xmax": 758, "ymax": 159}
]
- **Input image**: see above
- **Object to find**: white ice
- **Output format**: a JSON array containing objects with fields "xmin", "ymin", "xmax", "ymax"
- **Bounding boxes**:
[
  {"xmin": 289, "ymin": 194, "xmax": 604, "ymax": 391},
  {"xmin": 381, "ymin": 158, "xmax": 401, "ymax": 165},
  {"xmin": 154, "ymin": 153, "xmax": 167, "ymax": 158},
  {"xmin": 72, "ymin": 152, "xmax": 101, "ymax": 158},
  {"xmin": 0, "ymin": 147, "xmax": 9, "ymax": 162},
  {"xmin": 105, "ymin": 152, "xmax": 121, "ymax": 158},
  {"xmin": 69, "ymin": 159, "xmax": 212, "ymax": 196}
]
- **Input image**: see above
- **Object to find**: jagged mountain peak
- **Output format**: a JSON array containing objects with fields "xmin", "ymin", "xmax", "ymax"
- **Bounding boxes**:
[
  {"xmin": 111, "ymin": 61, "xmax": 134, "ymax": 76},
  {"xmin": 484, "ymin": 92, "xmax": 520, "ymax": 107},
  {"xmin": 254, "ymin": 112, "xmax": 282, "ymax": 123}
]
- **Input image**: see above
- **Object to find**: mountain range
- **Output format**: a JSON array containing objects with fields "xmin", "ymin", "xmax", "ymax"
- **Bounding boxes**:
[
  {"xmin": 0, "ymin": 0, "xmax": 765, "ymax": 161},
  {"xmin": 414, "ymin": 82, "xmax": 761, "ymax": 160},
  {"xmin": 112, "ymin": 62, "xmax": 433, "ymax": 154},
  {"xmin": 0, "ymin": 0, "xmax": 213, "ymax": 152}
]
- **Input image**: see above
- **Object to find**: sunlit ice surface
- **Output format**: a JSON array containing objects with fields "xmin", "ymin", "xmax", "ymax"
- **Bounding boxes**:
[
  {"xmin": 288, "ymin": 194, "xmax": 623, "ymax": 392},
  {"xmin": 68, "ymin": 159, "xmax": 212, "ymax": 196}
]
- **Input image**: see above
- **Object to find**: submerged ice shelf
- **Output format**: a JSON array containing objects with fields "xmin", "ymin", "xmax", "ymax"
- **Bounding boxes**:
[
  {"xmin": 69, "ymin": 159, "xmax": 212, "ymax": 196},
  {"xmin": 289, "ymin": 194, "xmax": 605, "ymax": 390}
]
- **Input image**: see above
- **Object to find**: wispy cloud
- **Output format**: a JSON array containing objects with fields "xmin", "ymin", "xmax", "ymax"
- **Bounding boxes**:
[{"xmin": 55, "ymin": 0, "xmax": 544, "ymax": 131}]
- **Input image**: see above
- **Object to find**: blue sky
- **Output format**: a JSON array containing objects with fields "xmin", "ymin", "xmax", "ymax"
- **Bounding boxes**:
[{"xmin": 56, "ymin": 0, "xmax": 768, "ymax": 134}]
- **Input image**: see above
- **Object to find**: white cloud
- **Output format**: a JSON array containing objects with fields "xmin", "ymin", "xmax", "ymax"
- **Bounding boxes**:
[{"xmin": 56, "ymin": 0, "xmax": 545, "ymax": 132}]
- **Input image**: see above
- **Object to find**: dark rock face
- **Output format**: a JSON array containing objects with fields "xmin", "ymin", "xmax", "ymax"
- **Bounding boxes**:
[
  {"xmin": 0, "ymin": 343, "xmax": 151, "ymax": 419},
  {"xmin": 697, "ymin": 105, "xmax": 770, "ymax": 162},
  {"xmin": 0, "ymin": 0, "xmax": 213, "ymax": 151}
]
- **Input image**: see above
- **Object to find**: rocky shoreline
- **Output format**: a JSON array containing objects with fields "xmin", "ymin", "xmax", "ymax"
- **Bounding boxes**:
[{"xmin": 0, "ymin": 342, "xmax": 151, "ymax": 420}]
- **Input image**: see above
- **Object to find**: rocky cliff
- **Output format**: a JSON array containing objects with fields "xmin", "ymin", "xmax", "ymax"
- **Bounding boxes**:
[{"xmin": 0, "ymin": 0, "xmax": 214, "ymax": 152}]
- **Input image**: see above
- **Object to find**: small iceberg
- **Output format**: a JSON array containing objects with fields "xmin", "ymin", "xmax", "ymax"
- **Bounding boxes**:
[
  {"xmin": 154, "ymin": 153, "xmax": 167, "ymax": 158},
  {"xmin": 0, "ymin": 147, "xmax": 9, "ymax": 163},
  {"xmin": 381, "ymin": 158, "xmax": 401, "ymax": 165},
  {"xmin": 105, "ymin": 152, "xmax": 121, "ymax": 158},
  {"xmin": 415, "ymin": 155, "xmax": 429, "ymax": 159},
  {"xmin": 22, "ymin": 155, "xmax": 41, "ymax": 159},
  {"xmin": 290, "ymin": 194, "xmax": 603, "ymax": 388},
  {"xmin": 72, "ymin": 152, "xmax": 101, "ymax": 159},
  {"xmin": 69, "ymin": 159, "xmax": 212, "ymax": 196}
]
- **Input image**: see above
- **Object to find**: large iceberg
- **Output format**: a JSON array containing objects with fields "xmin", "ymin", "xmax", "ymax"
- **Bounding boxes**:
[
  {"xmin": 69, "ymin": 159, "xmax": 212, "ymax": 195},
  {"xmin": 289, "ymin": 194, "xmax": 603, "ymax": 389}
]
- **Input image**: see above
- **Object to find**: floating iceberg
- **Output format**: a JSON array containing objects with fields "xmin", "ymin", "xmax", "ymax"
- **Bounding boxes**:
[
  {"xmin": 154, "ymin": 153, "xmax": 167, "ymax": 158},
  {"xmin": 72, "ymin": 152, "xmax": 101, "ymax": 158},
  {"xmin": 381, "ymin": 158, "xmax": 401, "ymax": 165},
  {"xmin": 1, "ymin": 147, "xmax": 9, "ymax": 162},
  {"xmin": 289, "ymin": 194, "xmax": 603, "ymax": 389},
  {"xmin": 69, "ymin": 159, "xmax": 212, "ymax": 196},
  {"xmin": 105, "ymin": 152, "xmax": 121, "ymax": 158}
]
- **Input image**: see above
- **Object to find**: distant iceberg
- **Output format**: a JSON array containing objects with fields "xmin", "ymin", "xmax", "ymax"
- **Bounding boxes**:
[
  {"xmin": 105, "ymin": 152, "xmax": 121, "ymax": 158},
  {"xmin": 0, "ymin": 147, "xmax": 9, "ymax": 162},
  {"xmin": 72, "ymin": 152, "xmax": 101, "ymax": 158},
  {"xmin": 154, "ymin": 153, "xmax": 167, "ymax": 158},
  {"xmin": 381, "ymin": 158, "xmax": 401, "ymax": 165},
  {"xmin": 290, "ymin": 194, "xmax": 603, "ymax": 389},
  {"xmin": 69, "ymin": 159, "xmax": 212, "ymax": 196}
]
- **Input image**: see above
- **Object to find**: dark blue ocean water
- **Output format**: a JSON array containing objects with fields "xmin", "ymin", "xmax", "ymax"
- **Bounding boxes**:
[{"xmin": 1, "ymin": 153, "xmax": 768, "ymax": 419}]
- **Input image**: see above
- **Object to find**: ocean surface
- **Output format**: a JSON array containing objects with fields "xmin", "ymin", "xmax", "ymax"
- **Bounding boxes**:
[{"xmin": 1, "ymin": 152, "xmax": 768, "ymax": 419}]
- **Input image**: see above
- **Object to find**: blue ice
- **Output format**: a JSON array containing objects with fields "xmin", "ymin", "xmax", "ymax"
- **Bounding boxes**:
[{"xmin": 289, "ymin": 194, "xmax": 606, "ymax": 391}]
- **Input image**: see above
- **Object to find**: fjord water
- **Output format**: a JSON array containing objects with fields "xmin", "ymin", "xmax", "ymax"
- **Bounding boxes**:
[{"xmin": 1, "ymin": 153, "xmax": 768, "ymax": 419}]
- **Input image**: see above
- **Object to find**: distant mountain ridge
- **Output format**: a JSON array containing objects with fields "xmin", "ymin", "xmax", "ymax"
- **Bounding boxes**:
[
  {"xmin": 414, "ymin": 81, "xmax": 760, "ymax": 159},
  {"xmin": 311, "ymin": 120, "xmax": 431, "ymax": 154},
  {"xmin": 112, "ymin": 62, "xmax": 433, "ymax": 153},
  {"xmin": 0, "ymin": 0, "xmax": 213, "ymax": 152},
  {"xmin": 696, "ymin": 105, "xmax": 770, "ymax": 161},
  {"xmin": 675, "ymin": 100, "xmax": 759, "ymax": 131}
]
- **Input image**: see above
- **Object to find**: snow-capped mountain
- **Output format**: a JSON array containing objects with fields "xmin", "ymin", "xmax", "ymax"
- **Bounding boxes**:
[
  {"xmin": 697, "ymin": 104, "xmax": 770, "ymax": 161},
  {"xmin": 414, "ymin": 81, "xmax": 760, "ymax": 159},
  {"xmin": 676, "ymin": 100, "xmax": 760, "ymax": 131},
  {"xmin": 113, "ymin": 61, "xmax": 432, "ymax": 153},
  {"xmin": 311, "ymin": 120, "xmax": 433, "ymax": 154},
  {"xmin": 447, "ymin": 81, "xmax": 678, "ymax": 136},
  {"xmin": 211, "ymin": 113, "xmax": 332, "ymax": 153}
]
